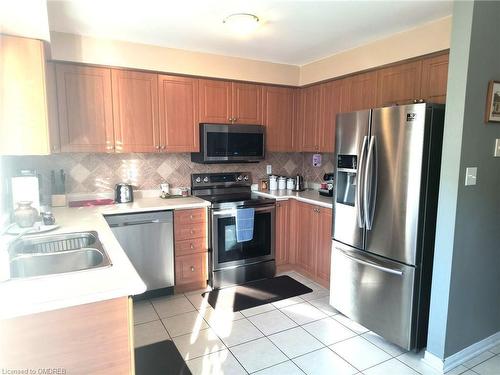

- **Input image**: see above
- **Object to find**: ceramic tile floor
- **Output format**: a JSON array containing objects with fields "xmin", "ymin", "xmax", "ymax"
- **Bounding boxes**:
[{"xmin": 133, "ymin": 271, "xmax": 500, "ymax": 375}]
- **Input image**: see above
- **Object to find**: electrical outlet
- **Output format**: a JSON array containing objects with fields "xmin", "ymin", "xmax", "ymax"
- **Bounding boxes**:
[
  {"xmin": 494, "ymin": 139, "xmax": 500, "ymax": 157},
  {"xmin": 465, "ymin": 167, "xmax": 477, "ymax": 186},
  {"xmin": 266, "ymin": 165, "xmax": 272, "ymax": 175}
]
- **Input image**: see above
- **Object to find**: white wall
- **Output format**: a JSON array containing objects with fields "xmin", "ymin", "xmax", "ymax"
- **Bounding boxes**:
[
  {"xmin": 49, "ymin": 16, "xmax": 452, "ymax": 87},
  {"xmin": 299, "ymin": 16, "xmax": 452, "ymax": 85}
]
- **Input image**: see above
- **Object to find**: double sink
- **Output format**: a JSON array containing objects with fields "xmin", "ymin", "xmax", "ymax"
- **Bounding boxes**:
[{"xmin": 7, "ymin": 231, "xmax": 112, "ymax": 279}]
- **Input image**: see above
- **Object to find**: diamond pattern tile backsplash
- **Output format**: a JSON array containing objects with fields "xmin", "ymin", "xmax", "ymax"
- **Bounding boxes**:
[{"xmin": 2, "ymin": 152, "xmax": 334, "ymax": 203}]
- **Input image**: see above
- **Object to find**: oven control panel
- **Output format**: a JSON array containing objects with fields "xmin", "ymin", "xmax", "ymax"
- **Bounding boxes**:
[{"xmin": 191, "ymin": 172, "xmax": 251, "ymax": 188}]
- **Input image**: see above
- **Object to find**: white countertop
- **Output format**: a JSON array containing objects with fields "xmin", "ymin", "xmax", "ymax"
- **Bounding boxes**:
[
  {"xmin": 0, "ymin": 196, "xmax": 210, "ymax": 320},
  {"xmin": 253, "ymin": 189, "xmax": 333, "ymax": 208}
]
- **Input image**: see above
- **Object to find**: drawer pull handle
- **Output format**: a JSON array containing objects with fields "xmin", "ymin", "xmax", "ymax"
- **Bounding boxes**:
[{"xmin": 190, "ymin": 266, "xmax": 195, "ymax": 272}]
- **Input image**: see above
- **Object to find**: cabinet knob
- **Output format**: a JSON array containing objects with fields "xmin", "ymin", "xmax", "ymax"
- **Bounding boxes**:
[
  {"xmin": 190, "ymin": 214, "xmax": 194, "ymax": 219},
  {"xmin": 160, "ymin": 145, "xmax": 166, "ymax": 150},
  {"xmin": 190, "ymin": 229, "xmax": 195, "ymax": 234},
  {"xmin": 190, "ymin": 266, "xmax": 195, "ymax": 272},
  {"xmin": 155, "ymin": 145, "xmax": 160, "ymax": 150},
  {"xmin": 190, "ymin": 243, "xmax": 195, "ymax": 249},
  {"xmin": 277, "ymin": 203, "xmax": 281, "ymax": 208}
]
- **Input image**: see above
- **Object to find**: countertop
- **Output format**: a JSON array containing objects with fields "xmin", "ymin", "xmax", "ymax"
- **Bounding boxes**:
[
  {"xmin": 0, "ymin": 196, "xmax": 210, "ymax": 320},
  {"xmin": 253, "ymin": 189, "xmax": 333, "ymax": 208}
]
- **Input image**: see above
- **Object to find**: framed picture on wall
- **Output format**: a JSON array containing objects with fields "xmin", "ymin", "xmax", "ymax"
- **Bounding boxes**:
[{"xmin": 485, "ymin": 80, "xmax": 500, "ymax": 123}]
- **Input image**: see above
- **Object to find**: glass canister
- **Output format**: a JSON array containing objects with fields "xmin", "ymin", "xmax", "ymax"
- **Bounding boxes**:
[
  {"xmin": 286, "ymin": 177, "xmax": 296, "ymax": 190},
  {"xmin": 14, "ymin": 201, "xmax": 39, "ymax": 228}
]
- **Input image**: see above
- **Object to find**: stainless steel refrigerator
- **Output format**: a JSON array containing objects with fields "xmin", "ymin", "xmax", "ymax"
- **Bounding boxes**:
[{"xmin": 330, "ymin": 103, "xmax": 445, "ymax": 350}]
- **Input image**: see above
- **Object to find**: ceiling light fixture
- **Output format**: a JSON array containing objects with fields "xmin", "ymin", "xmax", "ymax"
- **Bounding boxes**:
[{"xmin": 223, "ymin": 13, "xmax": 260, "ymax": 37}]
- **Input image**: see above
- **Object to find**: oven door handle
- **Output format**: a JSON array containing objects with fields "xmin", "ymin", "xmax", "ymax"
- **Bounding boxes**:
[{"xmin": 212, "ymin": 206, "xmax": 275, "ymax": 216}]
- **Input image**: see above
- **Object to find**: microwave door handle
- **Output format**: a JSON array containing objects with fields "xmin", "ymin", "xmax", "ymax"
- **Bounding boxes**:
[
  {"xmin": 337, "ymin": 248, "xmax": 403, "ymax": 276},
  {"xmin": 364, "ymin": 135, "xmax": 377, "ymax": 230},
  {"xmin": 356, "ymin": 136, "xmax": 368, "ymax": 228}
]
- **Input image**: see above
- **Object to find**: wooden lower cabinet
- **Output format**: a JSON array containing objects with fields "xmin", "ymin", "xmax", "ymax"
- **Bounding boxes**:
[
  {"xmin": 174, "ymin": 208, "xmax": 208, "ymax": 292},
  {"xmin": 296, "ymin": 202, "xmax": 318, "ymax": 274},
  {"xmin": 0, "ymin": 297, "xmax": 133, "ymax": 374},
  {"xmin": 279, "ymin": 200, "xmax": 333, "ymax": 287},
  {"xmin": 275, "ymin": 200, "xmax": 290, "ymax": 266},
  {"xmin": 316, "ymin": 208, "xmax": 333, "ymax": 283},
  {"xmin": 175, "ymin": 252, "xmax": 208, "ymax": 286}
]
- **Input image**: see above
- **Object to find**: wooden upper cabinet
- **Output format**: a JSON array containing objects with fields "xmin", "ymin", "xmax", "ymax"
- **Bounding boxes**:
[
  {"xmin": 232, "ymin": 82, "xmax": 262, "ymax": 124},
  {"xmin": 420, "ymin": 53, "xmax": 449, "ymax": 104},
  {"xmin": 56, "ymin": 64, "xmax": 114, "ymax": 152},
  {"xmin": 45, "ymin": 62, "xmax": 61, "ymax": 154},
  {"xmin": 111, "ymin": 70, "xmax": 159, "ymax": 153},
  {"xmin": 316, "ymin": 207, "xmax": 332, "ymax": 284},
  {"xmin": 341, "ymin": 71, "xmax": 377, "ymax": 112},
  {"xmin": 262, "ymin": 86, "xmax": 295, "ymax": 151},
  {"xmin": 300, "ymin": 85, "xmax": 321, "ymax": 152},
  {"xmin": 159, "ymin": 75, "xmax": 199, "ymax": 152},
  {"xmin": 1, "ymin": 35, "xmax": 52, "ymax": 155},
  {"xmin": 319, "ymin": 81, "xmax": 342, "ymax": 153},
  {"xmin": 275, "ymin": 200, "xmax": 290, "ymax": 266},
  {"xmin": 376, "ymin": 60, "xmax": 422, "ymax": 107},
  {"xmin": 198, "ymin": 79, "xmax": 231, "ymax": 123}
]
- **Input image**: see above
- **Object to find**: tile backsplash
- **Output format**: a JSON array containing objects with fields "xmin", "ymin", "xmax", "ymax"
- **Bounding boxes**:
[{"xmin": 2, "ymin": 152, "xmax": 334, "ymax": 204}]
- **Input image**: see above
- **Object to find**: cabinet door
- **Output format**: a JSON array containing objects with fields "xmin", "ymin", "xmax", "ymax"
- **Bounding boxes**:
[
  {"xmin": 296, "ymin": 202, "xmax": 317, "ymax": 273},
  {"xmin": 159, "ymin": 75, "xmax": 199, "ymax": 152},
  {"xmin": 319, "ymin": 81, "xmax": 342, "ymax": 153},
  {"xmin": 111, "ymin": 70, "xmax": 159, "ymax": 152},
  {"xmin": 232, "ymin": 82, "xmax": 262, "ymax": 124},
  {"xmin": 316, "ymin": 207, "xmax": 332, "ymax": 283},
  {"xmin": 175, "ymin": 252, "xmax": 208, "ymax": 286},
  {"xmin": 376, "ymin": 61, "xmax": 422, "ymax": 107},
  {"xmin": 341, "ymin": 71, "xmax": 377, "ymax": 112},
  {"xmin": 420, "ymin": 53, "xmax": 449, "ymax": 104},
  {"xmin": 56, "ymin": 64, "xmax": 114, "ymax": 152},
  {"xmin": 0, "ymin": 35, "xmax": 51, "ymax": 155},
  {"xmin": 300, "ymin": 86, "xmax": 321, "ymax": 152},
  {"xmin": 275, "ymin": 200, "xmax": 290, "ymax": 266},
  {"xmin": 262, "ymin": 86, "xmax": 295, "ymax": 151},
  {"xmin": 198, "ymin": 79, "xmax": 231, "ymax": 123}
]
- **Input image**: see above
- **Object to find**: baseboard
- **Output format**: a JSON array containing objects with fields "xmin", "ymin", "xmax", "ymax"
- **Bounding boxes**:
[{"xmin": 423, "ymin": 330, "xmax": 500, "ymax": 373}]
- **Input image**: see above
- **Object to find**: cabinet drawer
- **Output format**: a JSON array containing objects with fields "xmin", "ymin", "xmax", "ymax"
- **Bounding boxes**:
[
  {"xmin": 175, "ymin": 253, "xmax": 207, "ymax": 285},
  {"xmin": 174, "ymin": 208, "xmax": 206, "ymax": 225},
  {"xmin": 174, "ymin": 222, "xmax": 206, "ymax": 241},
  {"xmin": 175, "ymin": 238, "xmax": 207, "ymax": 256}
]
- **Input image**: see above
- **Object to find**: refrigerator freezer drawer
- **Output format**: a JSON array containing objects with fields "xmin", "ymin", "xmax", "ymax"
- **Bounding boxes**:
[{"xmin": 330, "ymin": 241, "xmax": 416, "ymax": 350}]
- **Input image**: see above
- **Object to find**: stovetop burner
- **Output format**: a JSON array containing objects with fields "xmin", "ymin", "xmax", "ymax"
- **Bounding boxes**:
[
  {"xmin": 191, "ymin": 172, "xmax": 275, "ymax": 208},
  {"xmin": 197, "ymin": 192, "xmax": 275, "ymax": 209}
]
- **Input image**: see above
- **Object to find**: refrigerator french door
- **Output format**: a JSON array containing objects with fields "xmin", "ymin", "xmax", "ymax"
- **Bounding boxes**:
[{"xmin": 330, "ymin": 103, "xmax": 445, "ymax": 350}]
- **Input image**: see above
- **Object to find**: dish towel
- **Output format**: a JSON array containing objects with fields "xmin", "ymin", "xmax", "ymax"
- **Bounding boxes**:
[{"xmin": 235, "ymin": 208, "xmax": 255, "ymax": 243}]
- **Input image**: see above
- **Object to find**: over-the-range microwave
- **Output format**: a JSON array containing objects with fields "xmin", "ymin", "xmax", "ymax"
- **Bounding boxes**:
[{"xmin": 191, "ymin": 123, "xmax": 265, "ymax": 164}]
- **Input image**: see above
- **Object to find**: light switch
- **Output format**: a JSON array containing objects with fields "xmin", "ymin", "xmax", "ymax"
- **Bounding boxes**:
[
  {"xmin": 266, "ymin": 165, "xmax": 272, "ymax": 175},
  {"xmin": 494, "ymin": 139, "xmax": 500, "ymax": 157},
  {"xmin": 465, "ymin": 167, "xmax": 477, "ymax": 186}
]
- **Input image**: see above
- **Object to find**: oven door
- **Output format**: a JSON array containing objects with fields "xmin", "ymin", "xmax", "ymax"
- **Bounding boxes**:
[{"xmin": 211, "ymin": 205, "xmax": 275, "ymax": 270}]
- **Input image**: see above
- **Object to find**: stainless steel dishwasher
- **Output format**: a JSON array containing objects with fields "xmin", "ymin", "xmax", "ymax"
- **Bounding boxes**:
[{"xmin": 105, "ymin": 211, "xmax": 174, "ymax": 296}]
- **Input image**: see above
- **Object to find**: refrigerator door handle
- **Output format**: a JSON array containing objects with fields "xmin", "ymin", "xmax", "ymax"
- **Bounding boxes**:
[
  {"xmin": 356, "ymin": 136, "xmax": 368, "ymax": 228},
  {"xmin": 364, "ymin": 135, "xmax": 378, "ymax": 230},
  {"xmin": 337, "ymin": 248, "xmax": 403, "ymax": 276}
]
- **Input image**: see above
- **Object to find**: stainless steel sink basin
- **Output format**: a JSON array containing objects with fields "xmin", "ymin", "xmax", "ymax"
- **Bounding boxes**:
[{"xmin": 8, "ymin": 231, "xmax": 112, "ymax": 279}]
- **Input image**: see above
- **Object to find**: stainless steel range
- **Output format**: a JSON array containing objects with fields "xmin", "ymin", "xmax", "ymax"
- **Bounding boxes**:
[{"xmin": 191, "ymin": 172, "xmax": 276, "ymax": 288}]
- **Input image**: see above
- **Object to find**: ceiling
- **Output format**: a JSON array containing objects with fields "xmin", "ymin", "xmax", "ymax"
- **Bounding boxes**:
[{"xmin": 47, "ymin": 0, "xmax": 453, "ymax": 66}]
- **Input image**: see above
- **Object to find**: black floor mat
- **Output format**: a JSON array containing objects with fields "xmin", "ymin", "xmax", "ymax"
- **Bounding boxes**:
[
  {"xmin": 135, "ymin": 340, "xmax": 191, "ymax": 375},
  {"xmin": 203, "ymin": 275, "xmax": 313, "ymax": 312}
]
